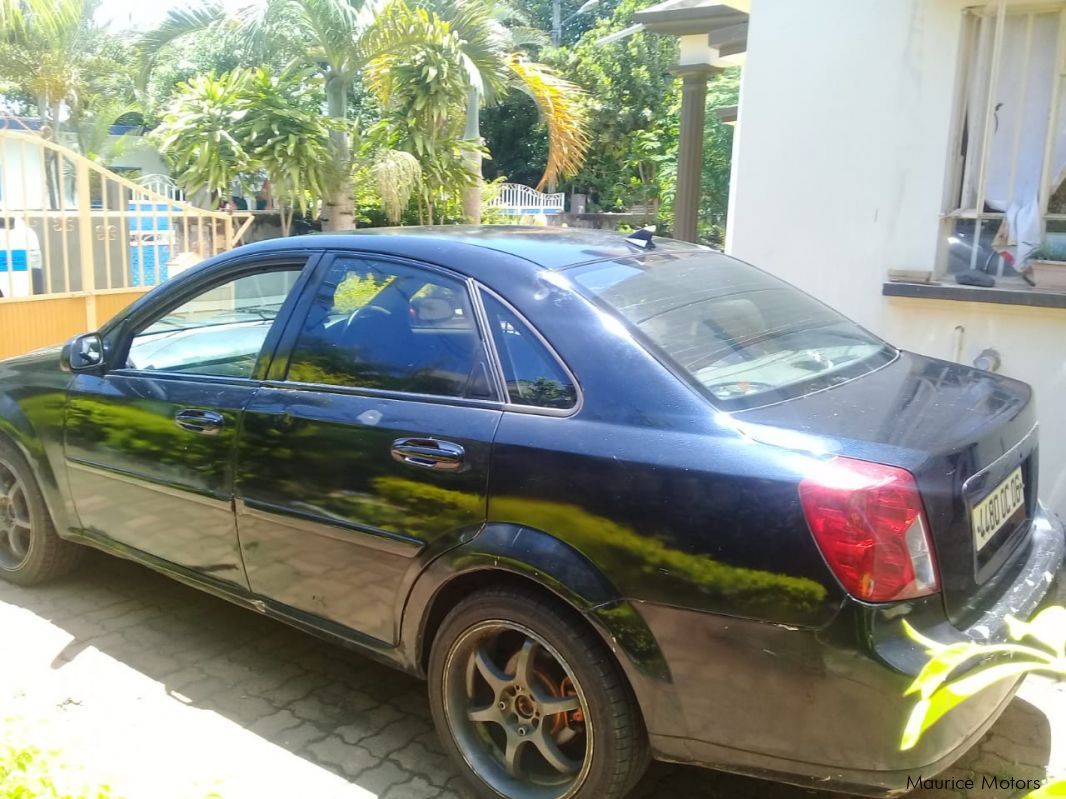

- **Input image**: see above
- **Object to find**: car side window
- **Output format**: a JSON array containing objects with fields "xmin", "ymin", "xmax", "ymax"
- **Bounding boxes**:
[
  {"xmin": 480, "ymin": 293, "xmax": 577, "ymax": 410},
  {"xmin": 126, "ymin": 267, "xmax": 303, "ymax": 378},
  {"xmin": 287, "ymin": 257, "xmax": 492, "ymax": 398}
]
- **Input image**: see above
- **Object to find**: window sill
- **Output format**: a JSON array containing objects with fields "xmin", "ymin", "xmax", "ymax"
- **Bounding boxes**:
[{"xmin": 882, "ymin": 280, "xmax": 1066, "ymax": 310}]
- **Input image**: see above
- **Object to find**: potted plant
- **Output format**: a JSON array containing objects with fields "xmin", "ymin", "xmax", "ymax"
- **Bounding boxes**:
[{"xmin": 1027, "ymin": 242, "xmax": 1066, "ymax": 291}]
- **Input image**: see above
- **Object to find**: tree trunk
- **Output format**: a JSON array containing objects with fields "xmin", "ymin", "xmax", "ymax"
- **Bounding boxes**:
[
  {"xmin": 321, "ymin": 75, "xmax": 355, "ymax": 232},
  {"xmin": 461, "ymin": 87, "xmax": 483, "ymax": 225}
]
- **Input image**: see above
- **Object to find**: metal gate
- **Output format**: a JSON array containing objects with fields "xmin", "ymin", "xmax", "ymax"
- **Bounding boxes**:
[{"xmin": 0, "ymin": 129, "xmax": 254, "ymax": 357}]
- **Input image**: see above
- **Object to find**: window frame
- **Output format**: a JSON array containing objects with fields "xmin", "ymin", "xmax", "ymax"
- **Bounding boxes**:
[
  {"xmin": 936, "ymin": 1, "xmax": 1066, "ymax": 280},
  {"xmin": 473, "ymin": 284, "xmax": 584, "ymax": 417},
  {"xmin": 267, "ymin": 251, "xmax": 504, "ymax": 408},
  {"xmin": 263, "ymin": 250, "xmax": 584, "ymax": 417},
  {"xmin": 107, "ymin": 253, "xmax": 317, "ymax": 384}
]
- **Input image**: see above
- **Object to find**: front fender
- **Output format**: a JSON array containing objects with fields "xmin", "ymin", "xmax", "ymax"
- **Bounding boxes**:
[
  {"xmin": 0, "ymin": 357, "xmax": 78, "ymax": 536},
  {"xmin": 400, "ymin": 523, "xmax": 674, "ymax": 714}
]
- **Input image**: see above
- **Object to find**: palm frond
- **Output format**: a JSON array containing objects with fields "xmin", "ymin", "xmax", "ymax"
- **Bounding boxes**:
[
  {"xmin": 509, "ymin": 25, "xmax": 548, "ymax": 52},
  {"xmin": 509, "ymin": 54, "xmax": 590, "ymax": 189},
  {"xmin": 137, "ymin": 2, "xmax": 226, "ymax": 84},
  {"xmin": 421, "ymin": 0, "xmax": 510, "ymax": 101},
  {"xmin": 370, "ymin": 148, "xmax": 422, "ymax": 222}
]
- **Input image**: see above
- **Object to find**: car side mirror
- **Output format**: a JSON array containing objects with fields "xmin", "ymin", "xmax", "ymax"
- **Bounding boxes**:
[{"xmin": 61, "ymin": 333, "xmax": 104, "ymax": 372}]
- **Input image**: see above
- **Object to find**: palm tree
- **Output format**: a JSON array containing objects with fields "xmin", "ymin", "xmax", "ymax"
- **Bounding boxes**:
[
  {"xmin": 142, "ymin": 0, "xmax": 391, "ymax": 231},
  {"xmin": 0, "ymin": 0, "xmax": 120, "ymax": 207},
  {"xmin": 143, "ymin": 0, "xmax": 589, "ymax": 227},
  {"xmin": 0, "ymin": 0, "xmax": 101, "ymax": 132},
  {"xmin": 425, "ymin": 0, "xmax": 589, "ymax": 222}
]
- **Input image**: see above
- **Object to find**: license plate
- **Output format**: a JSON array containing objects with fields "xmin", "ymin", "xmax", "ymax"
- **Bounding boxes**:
[{"xmin": 972, "ymin": 467, "xmax": 1025, "ymax": 551}]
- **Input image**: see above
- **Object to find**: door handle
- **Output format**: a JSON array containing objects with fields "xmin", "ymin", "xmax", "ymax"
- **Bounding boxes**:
[
  {"xmin": 391, "ymin": 438, "xmax": 465, "ymax": 471},
  {"xmin": 175, "ymin": 409, "xmax": 225, "ymax": 435}
]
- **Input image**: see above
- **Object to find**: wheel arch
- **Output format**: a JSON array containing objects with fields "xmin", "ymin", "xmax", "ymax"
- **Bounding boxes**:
[
  {"xmin": 0, "ymin": 392, "xmax": 74, "ymax": 536},
  {"xmin": 401, "ymin": 523, "xmax": 672, "ymax": 714}
]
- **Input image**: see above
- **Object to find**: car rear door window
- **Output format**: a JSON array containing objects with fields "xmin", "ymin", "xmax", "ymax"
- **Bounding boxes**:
[
  {"xmin": 287, "ymin": 256, "xmax": 492, "ymax": 398},
  {"xmin": 126, "ymin": 267, "xmax": 302, "ymax": 378},
  {"xmin": 480, "ymin": 292, "xmax": 577, "ymax": 410}
]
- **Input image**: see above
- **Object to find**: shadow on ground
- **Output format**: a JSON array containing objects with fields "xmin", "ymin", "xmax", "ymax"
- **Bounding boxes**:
[{"xmin": 2, "ymin": 552, "xmax": 1056, "ymax": 799}]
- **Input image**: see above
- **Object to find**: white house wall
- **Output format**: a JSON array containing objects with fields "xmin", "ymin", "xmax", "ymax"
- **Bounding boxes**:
[
  {"xmin": 0, "ymin": 136, "xmax": 47, "ymax": 209},
  {"xmin": 728, "ymin": 0, "xmax": 1066, "ymax": 516}
]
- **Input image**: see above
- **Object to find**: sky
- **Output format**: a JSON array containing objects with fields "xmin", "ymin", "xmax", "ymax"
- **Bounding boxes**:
[{"xmin": 94, "ymin": 0, "xmax": 246, "ymax": 31}]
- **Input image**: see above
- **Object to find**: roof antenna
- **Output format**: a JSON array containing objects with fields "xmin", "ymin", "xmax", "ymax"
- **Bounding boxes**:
[{"xmin": 625, "ymin": 226, "xmax": 656, "ymax": 250}]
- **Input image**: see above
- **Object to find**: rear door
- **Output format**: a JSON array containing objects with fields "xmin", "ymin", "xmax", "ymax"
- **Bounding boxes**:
[
  {"xmin": 234, "ymin": 253, "xmax": 502, "ymax": 644},
  {"xmin": 64, "ymin": 258, "xmax": 311, "ymax": 587}
]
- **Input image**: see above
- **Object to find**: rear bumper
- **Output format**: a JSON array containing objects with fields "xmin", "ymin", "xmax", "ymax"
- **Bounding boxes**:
[{"xmin": 637, "ymin": 503, "xmax": 1065, "ymax": 796}]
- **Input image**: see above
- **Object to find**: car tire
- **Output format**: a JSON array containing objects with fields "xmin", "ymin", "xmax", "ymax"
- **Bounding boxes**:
[
  {"xmin": 428, "ymin": 586, "xmax": 649, "ymax": 799},
  {"xmin": 0, "ymin": 439, "xmax": 82, "ymax": 585}
]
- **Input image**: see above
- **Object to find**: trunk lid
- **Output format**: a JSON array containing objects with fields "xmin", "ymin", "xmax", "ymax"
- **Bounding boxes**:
[{"xmin": 737, "ymin": 351, "xmax": 1038, "ymax": 628}]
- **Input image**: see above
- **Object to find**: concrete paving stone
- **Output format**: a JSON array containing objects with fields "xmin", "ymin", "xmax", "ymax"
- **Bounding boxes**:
[
  {"xmin": 2, "ymin": 556, "xmax": 1063, "ymax": 799},
  {"xmin": 388, "ymin": 740, "xmax": 457, "ymax": 787},
  {"xmin": 273, "ymin": 719, "xmax": 331, "ymax": 751},
  {"xmin": 247, "ymin": 707, "xmax": 303, "ymax": 739},
  {"xmin": 381, "ymin": 776, "xmax": 441, "ymax": 799},
  {"xmin": 388, "ymin": 688, "xmax": 433, "ymax": 717},
  {"xmin": 260, "ymin": 671, "xmax": 335, "ymax": 707},
  {"xmin": 360, "ymin": 716, "xmax": 432, "ymax": 759},
  {"xmin": 354, "ymin": 760, "xmax": 411, "ymax": 794},
  {"xmin": 336, "ymin": 703, "xmax": 406, "ymax": 742},
  {"xmin": 308, "ymin": 737, "xmax": 380, "ymax": 778}
]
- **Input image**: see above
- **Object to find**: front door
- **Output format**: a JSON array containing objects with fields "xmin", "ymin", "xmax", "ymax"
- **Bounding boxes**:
[
  {"xmin": 64, "ymin": 261, "xmax": 309, "ymax": 587},
  {"xmin": 235, "ymin": 254, "xmax": 502, "ymax": 643}
]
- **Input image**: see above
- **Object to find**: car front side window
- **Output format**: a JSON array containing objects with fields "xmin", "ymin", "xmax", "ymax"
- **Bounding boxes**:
[
  {"xmin": 286, "ymin": 256, "xmax": 490, "ymax": 398},
  {"xmin": 126, "ymin": 267, "xmax": 303, "ymax": 378}
]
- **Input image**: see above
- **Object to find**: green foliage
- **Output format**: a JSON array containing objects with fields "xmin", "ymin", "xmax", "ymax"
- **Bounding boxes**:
[
  {"xmin": 555, "ymin": 0, "xmax": 678, "ymax": 210},
  {"xmin": 368, "ymin": 149, "xmax": 422, "ymax": 224},
  {"xmin": 366, "ymin": 0, "xmax": 479, "ymax": 223},
  {"xmin": 0, "ymin": 740, "xmax": 113, "ymax": 799},
  {"xmin": 901, "ymin": 605, "xmax": 1066, "ymax": 798},
  {"xmin": 1030, "ymin": 243, "xmax": 1066, "ymax": 262},
  {"xmin": 152, "ymin": 65, "xmax": 340, "ymax": 224},
  {"xmin": 0, "ymin": 0, "xmax": 137, "ymax": 138},
  {"xmin": 481, "ymin": 91, "xmax": 547, "ymax": 186},
  {"xmin": 699, "ymin": 67, "xmax": 740, "ymax": 235},
  {"xmin": 332, "ymin": 272, "xmax": 391, "ymax": 313},
  {"xmin": 151, "ymin": 70, "xmax": 254, "ymax": 202},
  {"xmin": 233, "ymin": 66, "xmax": 342, "ymax": 232}
]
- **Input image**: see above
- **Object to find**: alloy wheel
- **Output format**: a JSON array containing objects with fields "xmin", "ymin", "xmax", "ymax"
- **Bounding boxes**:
[
  {"xmin": 443, "ymin": 620, "xmax": 593, "ymax": 799},
  {"xmin": 0, "ymin": 459, "xmax": 31, "ymax": 570}
]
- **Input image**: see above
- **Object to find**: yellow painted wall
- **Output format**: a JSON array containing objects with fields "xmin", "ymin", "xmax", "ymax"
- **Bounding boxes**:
[{"xmin": 0, "ymin": 288, "xmax": 149, "ymax": 360}]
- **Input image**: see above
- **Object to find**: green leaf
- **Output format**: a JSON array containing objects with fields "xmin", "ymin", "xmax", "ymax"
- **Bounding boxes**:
[
  {"xmin": 1026, "ymin": 779, "xmax": 1066, "ymax": 798},
  {"xmin": 904, "ymin": 641, "xmax": 983, "ymax": 698},
  {"xmin": 946, "ymin": 660, "xmax": 1045, "ymax": 697},
  {"xmin": 1007, "ymin": 607, "xmax": 1066, "ymax": 657}
]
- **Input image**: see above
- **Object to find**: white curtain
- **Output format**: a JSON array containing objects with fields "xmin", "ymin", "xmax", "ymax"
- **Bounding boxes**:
[{"xmin": 973, "ymin": 13, "xmax": 1066, "ymax": 265}]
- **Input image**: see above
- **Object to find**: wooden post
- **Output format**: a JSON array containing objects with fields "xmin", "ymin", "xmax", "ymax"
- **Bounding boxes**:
[
  {"xmin": 673, "ymin": 65, "xmax": 716, "ymax": 243},
  {"xmin": 75, "ymin": 159, "xmax": 97, "ymax": 330}
]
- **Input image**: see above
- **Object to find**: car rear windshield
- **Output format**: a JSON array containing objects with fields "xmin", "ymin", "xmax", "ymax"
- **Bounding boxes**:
[{"xmin": 568, "ymin": 252, "xmax": 896, "ymax": 410}]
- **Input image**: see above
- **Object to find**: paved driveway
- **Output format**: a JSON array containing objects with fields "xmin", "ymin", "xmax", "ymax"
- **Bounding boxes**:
[{"xmin": 1, "ymin": 553, "xmax": 1063, "ymax": 799}]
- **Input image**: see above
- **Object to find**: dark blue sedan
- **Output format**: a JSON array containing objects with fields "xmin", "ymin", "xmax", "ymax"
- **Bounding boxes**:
[{"xmin": 0, "ymin": 227, "xmax": 1061, "ymax": 799}]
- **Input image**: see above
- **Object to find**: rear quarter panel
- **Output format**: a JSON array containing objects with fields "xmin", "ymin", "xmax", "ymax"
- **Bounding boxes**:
[{"xmin": 480, "ymin": 265, "xmax": 846, "ymax": 628}]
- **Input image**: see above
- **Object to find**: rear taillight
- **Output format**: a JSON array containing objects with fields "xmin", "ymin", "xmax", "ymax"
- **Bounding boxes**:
[{"xmin": 799, "ymin": 457, "xmax": 939, "ymax": 602}]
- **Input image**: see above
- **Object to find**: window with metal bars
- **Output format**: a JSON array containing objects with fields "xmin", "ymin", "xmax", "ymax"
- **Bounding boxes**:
[{"xmin": 940, "ymin": 3, "xmax": 1066, "ymax": 285}]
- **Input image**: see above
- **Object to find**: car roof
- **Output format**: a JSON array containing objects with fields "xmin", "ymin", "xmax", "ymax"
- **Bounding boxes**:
[{"xmin": 230, "ymin": 225, "xmax": 707, "ymax": 274}]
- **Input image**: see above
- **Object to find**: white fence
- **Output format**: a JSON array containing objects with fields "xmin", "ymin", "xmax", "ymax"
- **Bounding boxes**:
[{"xmin": 488, "ymin": 183, "xmax": 565, "ymax": 215}]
